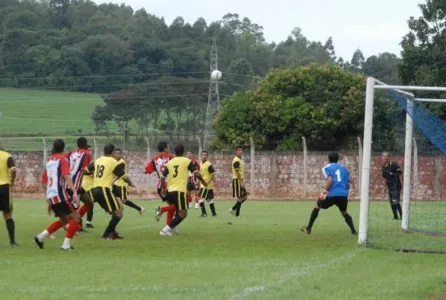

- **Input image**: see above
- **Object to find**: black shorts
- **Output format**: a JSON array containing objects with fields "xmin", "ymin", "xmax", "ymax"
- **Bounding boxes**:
[
  {"xmin": 79, "ymin": 187, "xmax": 94, "ymax": 200},
  {"xmin": 157, "ymin": 187, "xmax": 168, "ymax": 202},
  {"xmin": 232, "ymin": 179, "xmax": 247, "ymax": 199},
  {"xmin": 51, "ymin": 201, "xmax": 76, "ymax": 217},
  {"xmin": 112, "ymin": 185, "xmax": 128, "ymax": 200},
  {"xmin": 388, "ymin": 188, "xmax": 401, "ymax": 204},
  {"xmin": 0, "ymin": 184, "xmax": 12, "ymax": 212},
  {"xmin": 199, "ymin": 188, "xmax": 214, "ymax": 200},
  {"xmin": 91, "ymin": 187, "xmax": 121, "ymax": 213},
  {"xmin": 165, "ymin": 191, "xmax": 188, "ymax": 210},
  {"xmin": 317, "ymin": 196, "xmax": 348, "ymax": 211},
  {"xmin": 187, "ymin": 181, "xmax": 199, "ymax": 192}
]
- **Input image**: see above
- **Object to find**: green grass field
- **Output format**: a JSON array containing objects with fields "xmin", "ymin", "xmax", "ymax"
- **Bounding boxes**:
[
  {"xmin": 1, "ymin": 200, "xmax": 445, "ymax": 299},
  {"xmin": 0, "ymin": 88, "xmax": 103, "ymax": 135}
]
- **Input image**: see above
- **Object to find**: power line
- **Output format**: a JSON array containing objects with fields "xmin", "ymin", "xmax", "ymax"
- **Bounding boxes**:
[
  {"xmin": 0, "ymin": 93, "xmax": 212, "ymax": 103},
  {"xmin": 0, "ymin": 71, "xmax": 209, "ymax": 80},
  {"xmin": 0, "ymin": 80, "xmax": 253, "ymax": 90},
  {"xmin": 221, "ymin": 72, "xmax": 259, "ymax": 79}
]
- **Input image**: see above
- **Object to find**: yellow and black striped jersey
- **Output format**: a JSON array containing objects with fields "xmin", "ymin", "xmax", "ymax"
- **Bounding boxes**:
[{"xmin": 232, "ymin": 156, "xmax": 244, "ymax": 179}]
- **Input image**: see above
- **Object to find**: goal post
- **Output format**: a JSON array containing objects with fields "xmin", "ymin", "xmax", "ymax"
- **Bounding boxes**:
[{"xmin": 358, "ymin": 77, "xmax": 446, "ymax": 252}]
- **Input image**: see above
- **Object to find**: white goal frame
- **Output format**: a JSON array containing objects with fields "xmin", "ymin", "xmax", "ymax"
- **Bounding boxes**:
[{"xmin": 358, "ymin": 77, "xmax": 446, "ymax": 245}]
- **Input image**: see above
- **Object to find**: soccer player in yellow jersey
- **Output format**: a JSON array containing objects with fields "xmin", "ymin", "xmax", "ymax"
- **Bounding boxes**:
[
  {"xmin": 159, "ymin": 144, "xmax": 207, "ymax": 236},
  {"xmin": 86, "ymin": 144, "xmax": 135, "ymax": 240},
  {"xmin": 0, "ymin": 145, "xmax": 17, "ymax": 246},
  {"xmin": 113, "ymin": 149, "xmax": 144, "ymax": 215},
  {"xmin": 229, "ymin": 145, "xmax": 248, "ymax": 217},
  {"xmin": 198, "ymin": 151, "xmax": 217, "ymax": 217}
]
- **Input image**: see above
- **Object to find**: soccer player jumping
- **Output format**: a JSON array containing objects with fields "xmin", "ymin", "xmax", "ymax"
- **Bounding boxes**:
[{"xmin": 300, "ymin": 152, "xmax": 357, "ymax": 235}]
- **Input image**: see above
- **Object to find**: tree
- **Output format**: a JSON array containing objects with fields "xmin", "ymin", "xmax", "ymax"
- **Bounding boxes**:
[
  {"xmin": 350, "ymin": 49, "xmax": 365, "ymax": 72},
  {"xmin": 400, "ymin": 0, "xmax": 446, "ymax": 119},
  {"xmin": 324, "ymin": 37, "xmax": 336, "ymax": 60},
  {"xmin": 362, "ymin": 52, "xmax": 400, "ymax": 84},
  {"xmin": 222, "ymin": 58, "xmax": 256, "ymax": 96},
  {"xmin": 273, "ymin": 27, "xmax": 333, "ymax": 68},
  {"xmin": 221, "ymin": 13, "xmax": 264, "ymax": 42},
  {"xmin": 213, "ymin": 64, "xmax": 397, "ymax": 150},
  {"xmin": 48, "ymin": 0, "xmax": 70, "ymax": 28}
]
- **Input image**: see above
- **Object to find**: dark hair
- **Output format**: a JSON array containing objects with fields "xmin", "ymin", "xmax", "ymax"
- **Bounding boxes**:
[
  {"xmin": 328, "ymin": 152, "xmax": 339, "ymax": 163},
  {"xmin": 158, "ymin": 141, "xmax": 168, "ymax": 152},
  {"xmin": 77, "ymin": 137, "xmax": 88, "ymax": 149},
  {"xmin": 115, "ymin": 148, "xmax": 122, "ymax": 153},
  {"xmin": 235, "ymin": 145, "xmax": 243, "ymax": 151},
  {"xmin": 174, "ymin": 144, "xmax": 184, "ymax": 156},
  {"xmin": 53, "ymin": 139, "xmax": 65, "ymax": 153},
  {"xmin": 104, "ymin": 143, "xmax": 115, "ymax": 155},
  {"xmin": 201, "ymin": 150, "xmax": 208, "ymax": 155}
]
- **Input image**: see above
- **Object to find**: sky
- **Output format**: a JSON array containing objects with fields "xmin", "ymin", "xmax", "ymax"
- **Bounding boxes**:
[{"xmin": 97, "ymin": 0, "xmax": 423, "ymax": 60}]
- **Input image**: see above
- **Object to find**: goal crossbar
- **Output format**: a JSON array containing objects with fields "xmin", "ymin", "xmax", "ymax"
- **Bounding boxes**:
[{"xmin": 358, "ymin": 77, "xmax": 446, "ymax": 246}]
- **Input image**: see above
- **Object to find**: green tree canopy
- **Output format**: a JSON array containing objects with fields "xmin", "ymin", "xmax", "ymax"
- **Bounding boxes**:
[
  {"xmin": 400, "ymin": 0, "xmax": 446, "ymax": 119},
  {"xmin": 213, "ymin": 64, "xmax": 398, "ymax": 151}
]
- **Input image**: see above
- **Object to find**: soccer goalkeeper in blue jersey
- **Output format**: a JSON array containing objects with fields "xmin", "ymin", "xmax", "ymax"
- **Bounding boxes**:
[{"xmin": 300, "ymin": 152, "xmax": 357, "ymax": 235}]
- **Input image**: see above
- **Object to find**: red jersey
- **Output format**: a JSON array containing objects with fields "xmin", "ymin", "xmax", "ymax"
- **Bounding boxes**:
[
  {"xmin": 145, "ymin": 153, "xmax": 175, "ymax": 188},
  {"xmin": 65, "ymin": 148, "xmax": 91, "ymax": 191},
  {"xmin": 188, "ymin": 158, "xmax": 200, "ymax": 181},
  {"xmin": 41, "ymin": 153, "xmax": 70, "ymax": 205}
]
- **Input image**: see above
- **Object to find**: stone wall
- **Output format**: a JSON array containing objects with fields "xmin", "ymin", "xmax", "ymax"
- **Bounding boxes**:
[{"xmin": 9, "ymin": 151, "xmax": 445, "ymax": 200}]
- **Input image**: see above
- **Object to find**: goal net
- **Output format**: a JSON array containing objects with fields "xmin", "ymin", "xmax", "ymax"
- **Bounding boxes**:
[{"xmin": 358, "ymin": 78, "xmax": 446, "ymax": 253}]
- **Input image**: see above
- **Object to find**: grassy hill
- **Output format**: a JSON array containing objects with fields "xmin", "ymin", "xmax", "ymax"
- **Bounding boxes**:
[
  {"xmin": 0, "ymin": 88, "xmax": 103, "ymax": 135},
  {"xmin": 0, "ymin": 88, "xmax": 199, "ymax": 152}
]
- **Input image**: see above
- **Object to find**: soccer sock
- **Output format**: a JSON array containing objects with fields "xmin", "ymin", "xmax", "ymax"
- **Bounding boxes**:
[
  {"xmin": 343, "ymin": 213, "xmax": 356, "ymax": 233},
  {"xmin": 195, "ymin": 194, "xmax": 199, "ymax": 203},
  {"xmin": 102, "ymin": 216, "xmax": 122, "ymax": 238},
  {"xmin": 65, "ymin": 220, "xmax": 81, "ymax": 239},
  {"xmin": 232, "ymin": 201, "xmax": 241, "ymax": 212},
  {"xmin": 87, "ymin": 206, "xmax": 94, "ymax": 223},
  {"xmin": 161, "ymin": 204, "xmax": 176, "ymax": 213},
  {"xmin": 37, "ymin": 230, "xmax": 50, "ymax": 242},
  {"xmin": 396, "ymin": 203, "xmax": 403, "ymax": 218},
  {"xmin": 187, "ymin": 193, "xmax": 192, "ymax": 203},
  {"xmin": 167, "ymin": 214, "xmax": 184, "ymax": 229},
  {"xmin": 199, "ymin": 199, "xmax": 207, "ymax": 214},
  {"xmin": 46, "ymin": 220, "xmax": 64, "ymax": 234},
  {"xmin": 209, "ymin": 200, "xmax": 216, "ymax": 215},
  {"xmin": 124, "ymin": 200, "xmax": 142, "ymax": 212},
  {"xmin": 391, "ymin": 204, "xmax": 398, "ymax": 218},
  {"xmin": 307, "ymin": 208, "xmax": 320, "ymax": 230},
  {"xmin": 235, "ymin": 201, "xmax": 243, "ymax": 216},
  {"xmin": 166, "ymin": 210, "xmax": 175, "ymax": 225},
  {"xmin": 78, "ymin": 204, "xmax": 90, "ymax": 218},
  {"xmin": 5, "ymin": 219, "xmax": 15, "ymax": 244}
]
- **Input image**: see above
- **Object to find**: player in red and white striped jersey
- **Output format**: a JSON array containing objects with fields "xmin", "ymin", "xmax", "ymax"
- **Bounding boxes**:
[
  {"xmin": 186, "ymin": 151, "xmax": 200, "ymax": 208},
  {"xmin": 33, "ymin": 139, "xmax": 81, "ymax": 251},
  {"xmin": 145, "ymin": 141, "xmax": 176, "ymax": 225},
  {"xmin": 65, "ymin": 137, "xmax": 92, "ymax": 230}
]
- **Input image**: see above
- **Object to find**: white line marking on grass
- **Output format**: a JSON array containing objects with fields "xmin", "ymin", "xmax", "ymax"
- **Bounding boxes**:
[{"xmin": 229, "ymin": 249, "xmax": 362, "ymax": 299}]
